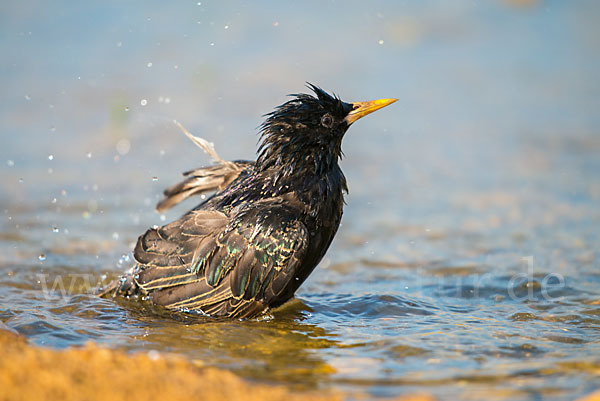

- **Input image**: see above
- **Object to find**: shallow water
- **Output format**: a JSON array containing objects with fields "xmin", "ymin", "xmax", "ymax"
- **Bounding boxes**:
[{"xmin": 1, "ymin": 1, "xmax": 599, "ymax": 400}]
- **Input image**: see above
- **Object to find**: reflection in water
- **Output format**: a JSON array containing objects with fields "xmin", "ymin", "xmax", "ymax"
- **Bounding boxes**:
[{"xmin": 122, "ymin": 299, "xmax": 339, "ymax": 386}]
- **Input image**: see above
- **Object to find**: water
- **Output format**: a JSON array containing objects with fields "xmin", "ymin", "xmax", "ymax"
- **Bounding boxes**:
[{"xmin": 1, "ymin": 1, "xmax": 599, "ymax": 400}]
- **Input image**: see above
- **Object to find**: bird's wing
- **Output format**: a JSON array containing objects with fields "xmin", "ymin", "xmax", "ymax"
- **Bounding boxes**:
[
  {"xmin": 155, "ymin": 161, "xmax": 253, "ymax": 212},
  {"xmin": 133, "ymin": 203, "xmax": 309, "ymax": 318},
  {"xmin": 133, "ymin": 209, "xmax": 228, "ymax": 291}
]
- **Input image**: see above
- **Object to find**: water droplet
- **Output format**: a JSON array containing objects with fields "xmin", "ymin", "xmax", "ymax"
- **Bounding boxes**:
[
  {"xmin": 7, "ymin": 160, "xmax": 14, "ymax": 167},
  {"xmin": 273, "ymin": 21, "xmax": 279, "ymax": 27},
  {"xmin": 112, "ymin": 232, "xmax": 119, "ymax": 240},
  {"xmin": 160, "ymin": 214, "xmax": 166, "ymax": 221},
  {"xmin": 18, "ymin": 178, "xmax": 23, "ymax": 183},
  {"xmin": 51, "ymin": 198, "xmax": 57, "ymax": 204},
  {"xmin": 146, "ymin": 62, "xmax": 153, "ymax": 68},
  {"xmin": 378, "ymin": 39, "xmax": 384, "ymax": 45},
  {"xmin": 197, "ymin": 1, "xmax": 201, "ymax": 5},
  {"xmin": 86, "ymin": 152, "xmax": 92, "ymax": 158},
  {"xmin": 116, "ymin": 138, "xmax": 131, "ymax": 155},
  {"xmin": 52, "ymin": 226, "xmax": 59, "ymax": 233},
  {"xmin": 116, "ymin": 41, "xmax": 122, "ymax": 47},
  {"xmin": 124, "ymin": 106, "xmax": 130, "ymax": 112},
  {"xmin": 140, "ymin": 99, "xmax": 147, "ymax": 106},
  {"xmin": 152, "ymin": 176, "xmax": 158, "ymax": 181},
  {"xmin": 209, "ymin": 42, "xmax": 215, "ymax": 46},
  {"xmin": 25, "ymin": 94, "xmax": 31, "ymax": 100},
  {"xmin": 48, "ymin": 154, "xmax": 54, "ymax": 161},
  {"xmin": 164, "ymin": 97, "xmax": 171, "ymax": 104},
  {"xmin": 38, "ymin": 253, "xmax": 46, "ymax": 261},
  {"xmin": 50, "ymin": 126, "xmax": 56, "ymax": 132},
  {"xmin": 159, "ymin": 149, "xmax": 165, "ymax": 156},
  {"xmin": 148, "ymin": 350, "xmax": 160, "ymax": 360},
  {"xmin": 224, "ymin": 25, "xmax": 229, "ymax": 29}
]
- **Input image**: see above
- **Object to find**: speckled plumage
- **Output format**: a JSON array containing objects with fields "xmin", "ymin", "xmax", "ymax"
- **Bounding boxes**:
[{"xmin": 99, "ymin": 84, "xmax": 396, "ymax": 318}]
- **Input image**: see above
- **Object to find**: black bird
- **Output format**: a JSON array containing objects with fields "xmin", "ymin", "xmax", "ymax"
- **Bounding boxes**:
[{"xmin": 100, "ymin": 84, "xmax": 396, "ymax": 318}]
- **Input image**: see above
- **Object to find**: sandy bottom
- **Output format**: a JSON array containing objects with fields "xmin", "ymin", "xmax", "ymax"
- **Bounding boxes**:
[{"xmin": 0, "ymin": 326, "xmax": 436, "ymax": 401}]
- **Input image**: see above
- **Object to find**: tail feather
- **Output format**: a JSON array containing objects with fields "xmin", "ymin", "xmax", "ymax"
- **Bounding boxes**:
[
  {"xmin": 156, "ymin": 161, "xmax": 252, "ymax": 212},
  {"xmin": 155, "ymin": 121, "xmax": 253, "ymax": 212}
]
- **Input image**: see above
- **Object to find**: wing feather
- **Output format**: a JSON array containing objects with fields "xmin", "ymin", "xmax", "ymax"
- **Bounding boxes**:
[
  {"xmin": 156, "ymin": 161, "xmax": 253, "ymax": 212},
  {"xmin": 131, "ymin": 202, "xmax": 309, "ymax": 317}
]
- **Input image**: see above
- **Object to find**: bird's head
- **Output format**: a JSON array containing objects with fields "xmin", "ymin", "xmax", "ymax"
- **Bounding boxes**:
[{"xmin": 256, "ymin": 84, "xmax": 396, "ymax": 175}]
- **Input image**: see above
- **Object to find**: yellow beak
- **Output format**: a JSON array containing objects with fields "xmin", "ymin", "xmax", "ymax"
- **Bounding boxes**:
[{"xmin": 344, "ymin": 98, "xmax": 398, "ymax": 125}]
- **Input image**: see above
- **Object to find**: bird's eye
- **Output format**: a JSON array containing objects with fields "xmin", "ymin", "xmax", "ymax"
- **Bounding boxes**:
[{"xmin": 321, "ymin": 114, "xmax": 334, "ymax": 128}]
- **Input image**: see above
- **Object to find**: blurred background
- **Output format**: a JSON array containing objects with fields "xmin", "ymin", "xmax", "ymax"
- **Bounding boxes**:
[{"xmin": 1, "ymin": 1, "xmax": 599, "ymax": 400}]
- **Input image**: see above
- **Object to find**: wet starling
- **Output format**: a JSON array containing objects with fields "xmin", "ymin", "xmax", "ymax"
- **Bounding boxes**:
[{"xmin": 100, "ymin": 84, "xmax": 396, "ymax": 318}]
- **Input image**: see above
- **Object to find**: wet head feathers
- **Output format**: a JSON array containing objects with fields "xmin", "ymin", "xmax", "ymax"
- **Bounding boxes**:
[{"xmin": 257, "ymin": 83, "xmax": 353, "ymax": 171}]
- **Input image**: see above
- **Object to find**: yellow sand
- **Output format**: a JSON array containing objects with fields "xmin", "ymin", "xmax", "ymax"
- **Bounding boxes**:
[{"xmin": 0, "ymin": 329, "xmax": 434, "ymax": 401}]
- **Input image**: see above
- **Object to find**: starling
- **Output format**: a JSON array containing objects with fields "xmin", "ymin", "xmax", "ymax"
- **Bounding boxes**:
[{"xmin": 100, "ymin": 84, "xmax": 396, "ymax": 318}]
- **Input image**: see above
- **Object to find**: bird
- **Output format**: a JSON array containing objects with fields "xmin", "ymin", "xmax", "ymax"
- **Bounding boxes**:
[{"xmin": 99, "ymin": 84, "xmax": 397, "ymax": 318}]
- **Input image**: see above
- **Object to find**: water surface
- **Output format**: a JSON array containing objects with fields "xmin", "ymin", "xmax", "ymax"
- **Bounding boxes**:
[{"xmin": 1, "ymin": 1, "xmax": 599, "ymax": 400}]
